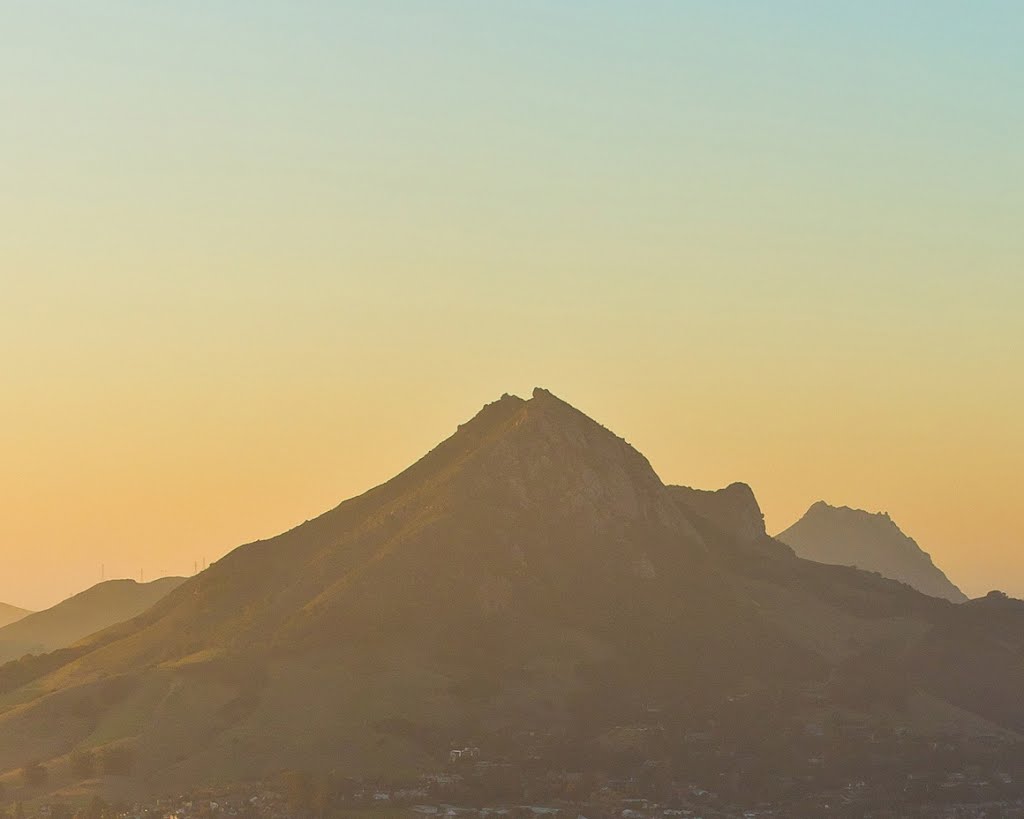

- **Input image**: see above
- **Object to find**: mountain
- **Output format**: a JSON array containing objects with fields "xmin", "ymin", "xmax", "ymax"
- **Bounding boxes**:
[
  {"xmin": 776, "ymin": 501, "xmax": 968, "ymax": 603},
  {"xmin": 0, "ymin": 603, "xmax": 31, "ymax": 630},
  {"xmin": 0, "ymin": 389, "xmax": 805, "ymax": 787},
  {"xmin": 0, "ymin": 577, "xmax": 186, "ymax": 665},
  {"xmin": 0, "ymin": 389, "xmax": 1020, "ymax": 801},
  {"xmin": 670, "ymin": 482, "xmax": 766, "ymax": 544},
  {"xmin": 667, "ymin": 481, "xmax": 792, "ymax": 561}
]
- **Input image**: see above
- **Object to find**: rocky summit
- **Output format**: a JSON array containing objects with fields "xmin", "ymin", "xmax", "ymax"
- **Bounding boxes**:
[{"xmin": 777, "ymin": 500, "xmax": 968, "ymax": 603}]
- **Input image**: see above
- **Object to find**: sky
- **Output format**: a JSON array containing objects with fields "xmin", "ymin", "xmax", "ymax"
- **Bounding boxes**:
[{"xmin": 1, "ymin": 2, "xmax": 1022, "ymax": 609}]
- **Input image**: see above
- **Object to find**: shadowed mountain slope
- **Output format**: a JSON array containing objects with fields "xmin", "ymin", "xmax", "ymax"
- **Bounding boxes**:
[
  {"xmin": 0, "ymin": 390, "xmax": 817, "ymax": 789},
  {"xmin": 665, "ymin": 488, "xmax": 1024, "ymax": 733},
  {"xmin": 0, "ymin": 603, "xmax": 31, "ymax": 630},
  {"xmin": 668, "ymin": 482, "xmax": 793, "ymax": 562},
  {"xmin": 0, "ymin": 577, "xmax": 186, "ymax": 665},
  {"xmin": 776, "ymin": 501, "xmax": 968, "ymax": 603},
  {"xmin": 0, "ymin": 389, "xmax": 1019, "ymax": 799},
  {"xmin": 670, "ymin": 482, "xmax": 766, "ymax": 544}
]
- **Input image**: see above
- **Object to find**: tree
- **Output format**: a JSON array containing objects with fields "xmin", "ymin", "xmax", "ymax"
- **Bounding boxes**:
[
  {"xmin": 85, "ymin": 795, "xmax": 109, "ymax": 819},
  {"xmin": 311, "ymin": 774, "xmax": 335, "ymax": 819},
  {"xmin": 280, "ymin": 770, "xmax": 313, "ymax": 814},
  {"xmin": 587, "ymin": 787, "xmax": 625, "ymax": 819}
]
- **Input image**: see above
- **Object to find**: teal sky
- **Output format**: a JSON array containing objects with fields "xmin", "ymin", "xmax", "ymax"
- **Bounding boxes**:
[{"xmin": 2, "ymin": 2, "xmax": 1022, "ymax": 608}]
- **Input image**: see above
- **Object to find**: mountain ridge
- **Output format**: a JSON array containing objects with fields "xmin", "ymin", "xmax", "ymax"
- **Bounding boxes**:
[
  {"xmin": 0, "ymin": 389, "xmax": 808, "ymax": 787},
  {"xmin": 776, "ymin": 500, "xmax": 967, "ymax": 603},
  {"xmin": 0, "ymin": 388, "xmax": 1020, "ymax": 801},
  {"xmin": 0, "ymin": 577, "xmax": 186, "ymax": 665},
  {"xmin": 0, "ymin": 603, "xmax": 31, "ymax": 630}
]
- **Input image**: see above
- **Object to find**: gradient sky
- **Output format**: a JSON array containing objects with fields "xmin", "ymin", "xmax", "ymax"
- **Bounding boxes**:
[{"xmin": 2, "ymin": 2, "xmax": 1022, "ymax": 609}]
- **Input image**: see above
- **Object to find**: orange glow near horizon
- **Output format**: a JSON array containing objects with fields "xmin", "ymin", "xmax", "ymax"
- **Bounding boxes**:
[
  {"xmin": 1, "ymin": 375, "xmax": 1020, "ymax": 609},
  {"xmin": 2, "ymin": 3, "xmax": 1022, "ymax": 609}
]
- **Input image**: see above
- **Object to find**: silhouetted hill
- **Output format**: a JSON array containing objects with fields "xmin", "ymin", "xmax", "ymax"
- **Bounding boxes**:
[
  {"xmin": 0, "ymin": 389, "xmax": 1018, "ymax": 800},
  {"xmin": 0, "ymin": 390, "xmax": 817, "ymax": 789},
  {"xmin": 776, "ymin": 501, "xmax": 967, "ymax": 602},
  {"xmin": 0, "ymin": 577, "xmax": 186, "ymax": 665},
  {"xmin": 0, "ymin": 603, "xmax": 31, "ymax": 630},
  {"xmin": 670, "ymin": 482, "xmax": 766, "ymax": 543},
  {"xmin": 668, "ymin": 482, "xmax": 793, "ymax": 562}
]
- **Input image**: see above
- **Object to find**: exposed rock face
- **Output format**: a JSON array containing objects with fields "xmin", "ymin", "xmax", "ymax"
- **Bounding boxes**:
[
  {"xmin": 477, "ymin": 388, "xmax": 702, "ymax": 537},
  {"xmin": 670, "ymin": 482, "xmax": 767, "ymax": 544},
  {"xmin": 668, "ymin": 482, "xmax": 794, "ymax": 562},
  {"xmin": 776, "ymin": 501, "xmax": 967, "ymax": 603}
]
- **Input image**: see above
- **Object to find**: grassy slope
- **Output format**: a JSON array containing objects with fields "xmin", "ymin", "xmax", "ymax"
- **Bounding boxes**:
[{"xmin": 0, "ymin": 392, "xmax": 1022, "ymax": 799}]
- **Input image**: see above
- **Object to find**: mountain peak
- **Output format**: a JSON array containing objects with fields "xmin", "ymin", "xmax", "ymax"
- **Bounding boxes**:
[
  {"xmin": 3, "ymin": 388, "xmax": 1022, "ymax": 797},
  {"xmin": 807, "ymin": 500, "xmax": 892, "ymax": 522},
  {"xmin": 669, "ymin": 481, "xmax": 767, "ymax": 545},
  {"xmin": 455, "ymin": 388, "xmax": 700, "ymax": 537},
  {"xmin": 778, "ymin": 502, "xmax": 966, "ymax": 603}
]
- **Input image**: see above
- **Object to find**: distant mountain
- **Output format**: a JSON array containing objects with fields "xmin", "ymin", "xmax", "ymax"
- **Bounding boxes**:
[
  {"xmin": 0, "ymin": 577, "xmax": 186, "ymax": 665},
  {"xmin": 776, "ymin": 501, "xmax": 967, "ymax": 603},
  {"xmin": 0, "ymin": 603, "xmax": 31, "ymax": 630},
  {"xmin": 0, "ymin": 389, "xmax": 1019, "ymax": 800}
]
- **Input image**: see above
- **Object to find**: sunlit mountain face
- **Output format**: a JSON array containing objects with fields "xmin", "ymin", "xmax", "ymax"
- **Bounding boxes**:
[{"xmin": 1, "ymin": 390, "xmax": 1022, "ymax": 808}]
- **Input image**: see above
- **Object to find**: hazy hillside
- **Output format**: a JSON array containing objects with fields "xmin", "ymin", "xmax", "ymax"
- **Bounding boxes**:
[
  {"xmin": 0, "ymin": 389, "xmax": 1019, "ymax": 801},
  {"xmin": 670, "ymin": 482, "xmax": 766, "ymax": 544},
  {"xmin": 0, "ymin": 603, "xmax": 31, "ymax": 630},
  {"xmin": 776, "ymin": 501, "xmax": 968, "ymax": 603},
  {"xmin": 0, "ymin": 390, "xmax": 819, "ymax": 790},
  {"xmin": 668, "ymin": 482, "xmax": 793, "ymax": 562},
  {"xmin": 0, "ymin": 577, "xmax": 186, "ymax": 665}
]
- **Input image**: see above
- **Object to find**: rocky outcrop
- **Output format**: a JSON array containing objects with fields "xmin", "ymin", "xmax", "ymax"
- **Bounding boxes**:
[{"xmin": 670, "ymin": 482, "xmax": 767, "ymax": 544}]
